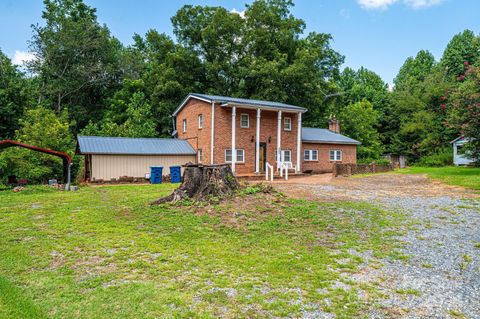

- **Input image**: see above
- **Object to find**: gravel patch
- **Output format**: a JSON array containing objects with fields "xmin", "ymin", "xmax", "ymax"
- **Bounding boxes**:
[
  {"xmin": 372, "ymin": 196, "xmax": 480, "ymax": 318},
  {"xmin": 277, "ymin": 174, "xmax": 480, "ymax": 318}
]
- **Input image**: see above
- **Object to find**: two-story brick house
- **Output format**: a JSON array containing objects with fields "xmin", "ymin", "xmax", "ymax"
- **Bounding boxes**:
[{"xmin": 173, "ymin": 93, "xmax": 360, "ymax": 175}]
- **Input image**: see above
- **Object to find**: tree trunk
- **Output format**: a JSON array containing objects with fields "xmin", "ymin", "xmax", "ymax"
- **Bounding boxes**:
[{"xmin": 152, "ymin": 164, "xmax": 239, "ymax": 204}]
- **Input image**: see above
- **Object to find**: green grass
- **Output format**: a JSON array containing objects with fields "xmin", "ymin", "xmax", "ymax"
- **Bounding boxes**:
[
  {"xmin": 0, "ymin": 184, "xmax": 407, "ymax": 318},
  {"xmin": 396, "ymin": 166, "xmax": 480, "ymax": 190}
]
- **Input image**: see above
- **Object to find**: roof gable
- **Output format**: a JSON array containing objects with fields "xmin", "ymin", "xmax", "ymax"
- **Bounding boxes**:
[
  {"xmin": 173, "ymin": 93, "xmax": 307, "ymax": 116},
  {"xmin": 77, "ymin": 136, "xmax": 196, "ymax": 155},
  {"xmin": 302, "ymin": 127, "xmax": 361, "ymax": 145}
]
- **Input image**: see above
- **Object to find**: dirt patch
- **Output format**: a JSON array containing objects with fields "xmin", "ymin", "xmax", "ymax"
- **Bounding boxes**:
[
  {"xmin": 185, "ymin": 184, "xmax": 288, "ymax": 229},
  {"xmin": 275, "ymin": 173, "xmax": 479, "ymax": 202}
]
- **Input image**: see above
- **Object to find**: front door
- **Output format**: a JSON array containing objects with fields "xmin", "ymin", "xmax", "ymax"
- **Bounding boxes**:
[{"xmin": 259, "ymin": 143, "xmax": 267, "ymax": 172}]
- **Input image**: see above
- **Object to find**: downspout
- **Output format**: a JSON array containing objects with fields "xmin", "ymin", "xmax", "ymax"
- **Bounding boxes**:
[{"xmin": 211, "ymin": 101, "xmax": 215, "ymax": 164}]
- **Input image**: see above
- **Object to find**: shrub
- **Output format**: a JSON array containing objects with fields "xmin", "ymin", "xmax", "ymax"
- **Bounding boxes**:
[{"xmin": 415, "ymin": 148, "xmax": 453, "ymax": 167}]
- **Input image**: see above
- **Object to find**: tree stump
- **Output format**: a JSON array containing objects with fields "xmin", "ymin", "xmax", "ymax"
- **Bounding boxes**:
[{"xmin": 152, "ymin": 164, "xmax": 239, "ymax": 204}]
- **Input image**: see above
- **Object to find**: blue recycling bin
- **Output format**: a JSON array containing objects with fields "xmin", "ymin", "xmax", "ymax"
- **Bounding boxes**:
[
  {"xmin": 150, "ymin": 166, "xmax": 163, "ymax": 184},
  {"xmin": 170, "ymin": 166, "xmax": 181, "ymax": 183}
]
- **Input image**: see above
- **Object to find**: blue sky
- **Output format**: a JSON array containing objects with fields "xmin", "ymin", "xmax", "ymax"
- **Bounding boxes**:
[{"xmin": 1, "ymin": 0, "xmax": 479, "ymax": 85}]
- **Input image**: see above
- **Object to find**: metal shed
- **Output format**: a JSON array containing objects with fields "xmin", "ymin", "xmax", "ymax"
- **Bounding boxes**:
[{"xmin": 76, "ymin": 136, "xmax": 196, "ymax": 181}]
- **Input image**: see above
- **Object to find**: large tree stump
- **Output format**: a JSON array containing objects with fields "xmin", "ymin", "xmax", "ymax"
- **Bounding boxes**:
[{"xmin": 152, "ymin": 164, "xmax": 239, "ymax": 204}]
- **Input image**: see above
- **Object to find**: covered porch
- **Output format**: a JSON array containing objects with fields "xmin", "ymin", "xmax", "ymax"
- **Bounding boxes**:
[{"xmin": 223, "ymin": 102, "xmax": 307, "ymax": 177}]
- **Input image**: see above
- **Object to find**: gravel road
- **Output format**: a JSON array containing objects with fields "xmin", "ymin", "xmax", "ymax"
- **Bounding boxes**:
[{"xmin": 276, "ymin": 174, "xmax": 480, "ymax": 318}]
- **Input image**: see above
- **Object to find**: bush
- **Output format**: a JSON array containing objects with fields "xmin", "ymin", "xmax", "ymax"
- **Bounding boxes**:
[{"xmin": 414, "ymin": 148, "xmax": 453, "ymax": 167}]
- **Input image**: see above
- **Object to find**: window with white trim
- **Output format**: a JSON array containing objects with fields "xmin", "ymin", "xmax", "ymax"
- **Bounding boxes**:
[
  {"xmin": 198, "ymin": 114, "xmax": 203, "ymax": 129},
  {"xmin": 225, "ymin": 149, "xmax": 245, "ymax": 163},
  {"xmin": 276, "ymin": 150, "xmax": 292, "ymax": 162},
  {"xmin": 183, "ymin": 119, "xmax": 187, "ymax": 132},
  {"xmin": 284, "ymin": 117, "xmax": 292, "ymax": 131},
  {"xmin": 330, "ymin": 150, "xmax": 342, "ymax": 161},
  {"xmin": 240, "ymin": 114, "xmax": 249, "ymax": 128},
  {"xmin": 197, "ymin": 149, "xmax": 203, "ymax": 162},
  {"xmin": 304, "ymin": 150, "xmax": 318, "ymax": 161}
]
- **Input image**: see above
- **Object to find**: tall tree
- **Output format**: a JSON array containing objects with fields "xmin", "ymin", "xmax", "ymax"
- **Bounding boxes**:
[
  {"xmin": 0, "ymin": 50, "xmax": 32, "ymax": 139},
  {"xmin": 28, "ymin": 0, "xmax": 122, "ymax": 130},
  {"xmin": 393, "ymin": 50, "xmax": 436, "ymax": 91},
  {"xmin": 338, "ymin": 100, "xmax": 383, "ymax": 160},
  {"xmin": 441, "ymin": 30, "xmax": 480, "ymax": 78}
]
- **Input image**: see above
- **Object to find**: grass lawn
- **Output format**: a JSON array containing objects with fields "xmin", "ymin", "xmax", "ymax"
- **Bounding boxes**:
[
  {"xmin": 397, "ymin": 166, "xmax": 480, "ymax": 191},
  {"xmin": 0, "ymin": 184, "xmax": 407, "ymax": 318}
]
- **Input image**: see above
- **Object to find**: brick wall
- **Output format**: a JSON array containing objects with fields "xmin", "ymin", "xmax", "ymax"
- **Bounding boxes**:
[
  {"xmin": 176, "ymin": 97, "xmax": 359, "ymax": 175},
  {"xmin": 302, "ymin": 143, "xmax": 357, "ymax": 173},
  {"xmin": 213, "ymin": 107, "xmax": 299, "ymax": 174},
  {"xmin": 176, "ymin": 98, "xmax": 300, "ymax": 174},
  {"xmin": 176, "ymin": 99, "xmax": 212, "ymax": 164},
  {"xmin": 333, "ymin": 163, "xmax": 393, "ymax": 177}
]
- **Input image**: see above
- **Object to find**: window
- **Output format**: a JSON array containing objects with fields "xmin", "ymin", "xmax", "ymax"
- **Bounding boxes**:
[
  {"xmin": 284, "ymin": 117, "xmax": 292, "ymax": 131},
  {"xmin": 330, "ymin": 150, "xmax": 342, "ymax": 161},
  {"xmin": 183, "ymin": 119, "xmax": 187, "ymax": 132},
  {"xmin": 240, "ymin": 114, "xmax": 249, "ymax": 128},
  {"xmin": 304, "ymin": 150, "xmax": 318, "ymax": 161},
  {"xmin": 197, "ymin": 149, "xmax": 203, "ymax": 162},
  {"xmin": 225, "ymin": 149, "xmax": 245, "ymax": 163},
  {"xmin": 198, "ymin": 114, "xmax": 203, "ymax": 129},
  {"xmin": 276, "ymin": 150, "xmax": 291, "ymax": 162}
]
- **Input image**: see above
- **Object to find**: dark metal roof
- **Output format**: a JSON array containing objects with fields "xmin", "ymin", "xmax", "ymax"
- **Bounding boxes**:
[
  {"xmin": 173, "ymin": 93, "xmax": 308, "ymax": 116},
  {"xmin": 77, "ymin": 136, "xmax": 196, "ymax": 155},
  {"xmin": 302, "ymin": 127, "xmax": 361, "ymax": 145},
  {"xmin": 0, "ymin": 140, "xmax": 72, "ymax": 164}
]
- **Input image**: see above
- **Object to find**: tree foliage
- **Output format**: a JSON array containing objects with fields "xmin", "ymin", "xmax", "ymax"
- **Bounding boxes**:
[{"xmin": 0, "ymin": 50, "xmax": 32, "ymax": 139}]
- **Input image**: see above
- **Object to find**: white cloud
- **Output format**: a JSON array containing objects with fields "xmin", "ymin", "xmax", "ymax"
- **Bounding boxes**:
[
  {"xmin": 357, "ymin": 0, "xmax": 398, "ymax": 10},
  {"xmin": 230, "ymin": 8, "xmax": 246, "ymax": 19},
  {"xmin": 357, "ymin": 0, "xmax": 444, "ymax": 10},
  {"xmin": 403, "ymin": 0, "xmax": 444, "ymax": 8},
  {"xmin": 12, "ymin": 50, "xmax": 36, "ymax": 65}
]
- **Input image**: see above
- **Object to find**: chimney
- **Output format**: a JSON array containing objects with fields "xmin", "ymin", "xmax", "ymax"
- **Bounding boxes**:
[{"xmin": 328, "ymin": 117, "xmax": 340, "ymax": 133}]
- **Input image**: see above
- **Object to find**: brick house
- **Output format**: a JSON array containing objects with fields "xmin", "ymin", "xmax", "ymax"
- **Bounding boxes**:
[{"xmin": 173, "ymin": 93, "xmax": 360, "ymax": 175}]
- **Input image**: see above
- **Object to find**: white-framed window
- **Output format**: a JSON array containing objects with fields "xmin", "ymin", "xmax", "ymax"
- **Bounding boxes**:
[
  {"xmin": 304, "ymin": 150, "xmax": 318, "ymax": 161},
  {"xmin": 284, "ymin": 117, "xmax": 292, "ymax": 131},
  {"xmin": 198, "ymin": 114, "xmax": 203, "ymax": 129},
  {"xmin": 330, "ymin": 150, "xmax": 342, "ymax": 161},
  {"xmin": 240, "ymin": 113, "xmax": 249, "ymax": 128},
  {"xmin": 183, "ymin": 119, "xmax": 187, "ymax": 132},
  {"xmin": 276, "ymin": 150, "xmax": 292, "ymax": 162},
  {"xmin": 225, "ymin": 149, "xmax": 245, "ymax": 163},
  {"xmin": 197, "ymin": 149, "xmax": 203, "ymax": 162}
]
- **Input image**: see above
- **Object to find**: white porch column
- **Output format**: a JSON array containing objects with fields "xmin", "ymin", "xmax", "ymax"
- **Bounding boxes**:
[
  {"xmin": 255, "ymin": 108, "xmax": 261, "ymax": 174},
  {"xmin": 296, "ymin": 112, "xmax": 302, "ymax": 173},
  {"xmin": 210, "ymin": 102, "xmax": 215, "ymax": 164},
  {"xmin": 231, "ymin": 106, "xmax": 236, "ymax": 173},
  {"xmin": 277, "ymin": 110, "xmax": 282, "ymax": 166}
]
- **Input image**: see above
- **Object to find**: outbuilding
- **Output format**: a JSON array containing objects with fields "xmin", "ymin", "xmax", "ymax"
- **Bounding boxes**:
[
  {"xmin": 451, "ymin": 136, "xmax": 474, "ymax": 166},
  {"xmin": 76, "ymin": 136, "xmax": 196, "ymax": 181}
]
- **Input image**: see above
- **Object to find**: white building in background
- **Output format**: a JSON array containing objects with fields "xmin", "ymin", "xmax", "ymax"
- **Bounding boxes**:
[{"xmin": 451, "ymin": 136, "xmax": 474, "ymax": 166}]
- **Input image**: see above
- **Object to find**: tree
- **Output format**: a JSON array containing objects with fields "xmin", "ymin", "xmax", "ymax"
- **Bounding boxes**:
[
  {"xmin": 171, "ymin": 0, "xmax": 343, "ymax": 127},
  {"xmin": 441, "ymin": 30, "xmax": 480, "ymax": 78},
  {"xmin": 446, "ymin": 61, "xmax": 480, "ymax": 163},
  {"xmin": 0, "ymin": 50, "xmax": 32, "ymax": 139},
  {"xmin": 81, "ymin": 86, "xmax": 156, "ymax": 138},
  {"xmin": 393, "ymin": 50, "xmax": 436, "ymax": 92},
  {"xmin": 0, "ymin": 107, "xmax": 73, "ymax": 183},
  {"xmin": 28, "ymin": 0, "xmax": 122, "ymax": 130},
  {"xmin": 337, "ymin": 100, "xmax": 383, "ymax": 160}
]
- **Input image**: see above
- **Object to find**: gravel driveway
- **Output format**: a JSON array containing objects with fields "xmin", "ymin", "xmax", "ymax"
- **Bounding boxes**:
[{"xmin": 276, "ymin": 174, "xmax": 480, "ymax": 318}]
